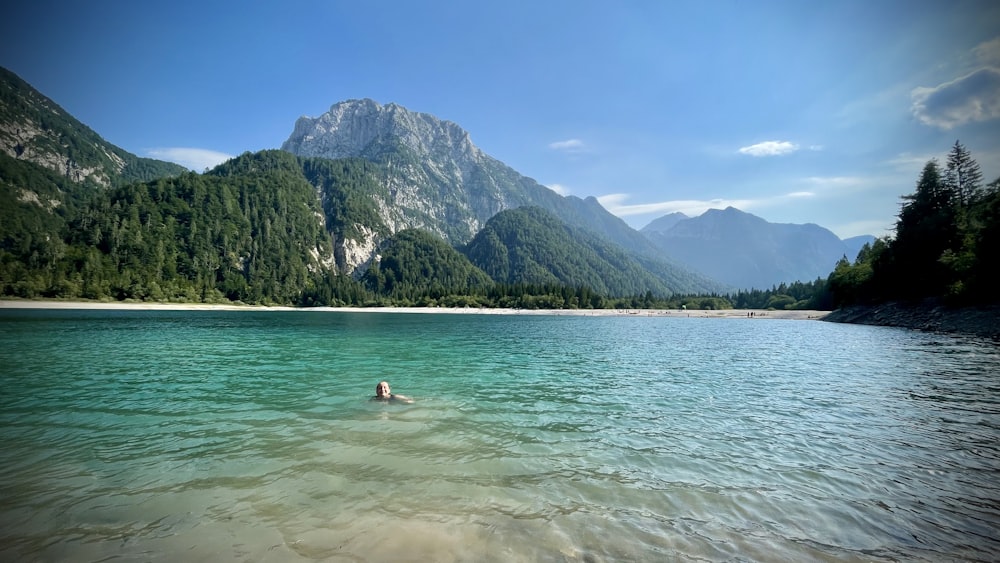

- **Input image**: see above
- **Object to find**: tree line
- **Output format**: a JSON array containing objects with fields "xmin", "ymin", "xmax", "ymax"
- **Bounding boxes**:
[
  {"xmin": 3, "ymin": 143, "xmax": 996, "ymax": 311},
  {"xmin": 826, "ymin": 141, "xmax": 998, "ymax": 308}
]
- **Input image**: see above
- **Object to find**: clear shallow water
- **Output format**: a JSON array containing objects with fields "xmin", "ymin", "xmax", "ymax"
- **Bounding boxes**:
[{"xmin": 1, "ymin": 309, "xmax": 998, "ymax": 562}]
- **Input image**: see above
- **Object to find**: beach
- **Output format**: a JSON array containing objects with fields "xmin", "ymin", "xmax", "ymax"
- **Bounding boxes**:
[{"xmin": 0, "ymin": 299, "xmax": 828, "ymax": 319}]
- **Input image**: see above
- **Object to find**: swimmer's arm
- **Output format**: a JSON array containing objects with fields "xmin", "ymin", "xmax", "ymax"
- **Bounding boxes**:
[{"xmin": 391, "ymin": 394, "xmax": 414, "ymax": 404}]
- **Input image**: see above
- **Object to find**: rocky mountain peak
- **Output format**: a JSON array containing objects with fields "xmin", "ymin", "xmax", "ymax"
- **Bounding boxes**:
[
  {"xmin": 281, "ymin": 98, "xmax": 481, "ymax": 164},
  {"xmin": 641, "ymin": 212, "xmax": 689, "ymax": 234}
]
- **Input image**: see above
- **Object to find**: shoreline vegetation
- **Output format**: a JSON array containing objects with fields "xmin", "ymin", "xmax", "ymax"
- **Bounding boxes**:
[
  {"xmin": 4, "ymin": 300, "xmax": 995, "ymax": 339},
  {"xmin": 0, "ymin": 299, "xmax": 827, "ymax": 320}
]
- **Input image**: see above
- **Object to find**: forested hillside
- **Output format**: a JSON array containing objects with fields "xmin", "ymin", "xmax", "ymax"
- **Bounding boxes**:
[
  {"xmin": 281, "ymin": 98, "xmax": 724, "ymax": 294},
  {"xmin": 2, "ymin": 151, "xmax": 335, "ymax": 302},
  {"xmin": 0, "ymin": 148, "xmax": 723, "ymax": 308},
  {"xmin": 464, "ymin": 206, "xmax": 689, "ymax": 296},
  {"xmin": 826, "ymin": 141, "xmax": 998, "ymax": 308},
  {"xmin": 1, "ymin": 67, "xmax": 187, "ymax": 187},
  {"xmin": 12, "ymin": 66, "xmax": 995, "ymax": 314},
  {"xmin": 363, "ymin": 229, "xmax": 492, "ymax": 302},
  {"xmin": 2, "ymin": 69, "xmax": 739, "ymax": 308}
]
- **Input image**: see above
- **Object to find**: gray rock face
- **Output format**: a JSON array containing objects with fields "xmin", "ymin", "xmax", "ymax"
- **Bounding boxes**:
[
  {"xmin": 1, "ymin": 66, "xmax": 186, "ymax": 191},
  {"xmin": 280, "ymin": 99, "xmax": 724, "ymax": 293},
  {"xmin": 1, "ymin": 114, "xmax": 115, "ymax": 187},
  {"xmin": 284, "ymin": 99, "xmax": 482, "ymax": 170},
  {"xmin": 281, "ymin": 99, "xmax": 548, "ymax": 272}
]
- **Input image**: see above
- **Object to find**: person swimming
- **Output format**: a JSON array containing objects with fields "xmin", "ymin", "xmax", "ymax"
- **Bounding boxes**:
[{"xmin": 372, "ymin": 380, "xmax": 413, "ymax": 403}]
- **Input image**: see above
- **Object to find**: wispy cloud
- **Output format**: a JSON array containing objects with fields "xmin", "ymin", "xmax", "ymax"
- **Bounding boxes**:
[
  {"xmin": 738, "ymin": 140, "xmax": 799, "ymax": 157},
  {"xmin": 973, "ymin": 36, "xmax": 1000, "ymax": 67},
  {"xmin": 801, "ymin": 176, "xmax": 867, "ymax": 189},
  {"xmin": 146, "ymin": 148, "xmax": 233, "ymax": 171},
  {"xmin": 598, "ymin": 188, "xmax": 825, "ymax": 219},
  {"xmin": 911, "ymin": 37, "xmax": 1000, "ymax": 129},
  {"xmin": 596, "ymin": 194, "xmax": 756, "ymax": 217},
  {"xmin": 911, "ymin": 68, "xmax": 1000, "ymax": 129},
  {"xmin": 797, "ymin": 176, "xmax": 883, "ymax": 200},
  {"xmin": 884, "ymin": 152, "xmax": 941, "ymax": 175},
  {"xmin": 546, "ymin": 183, "xmax": 571, "ymax": 196},
  {"xmin": 548, "ymin": 139, "xmax": 586, "ymax": 152},
  {"xmin": 832, "ymin": 219, "xmax": 894, "ymax": 240}
]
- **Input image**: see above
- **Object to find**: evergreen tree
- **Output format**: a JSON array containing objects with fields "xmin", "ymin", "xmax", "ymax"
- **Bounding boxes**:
[
  {"xmin": 826, "ymin": 141, "xmax": 997, "ymax": 307},
  {"xmin": 884, "ymin": 159, "xmax": 959, "ymax": 298},
  {"xmin": 945, "ymin": 140, "xmax": 984, "ymax": 206}
]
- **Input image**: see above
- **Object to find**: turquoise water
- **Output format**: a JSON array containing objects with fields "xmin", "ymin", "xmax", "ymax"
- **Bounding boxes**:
[{"xmin": 1, "ymin": 309, "xmax": 998, "ymax": 562}]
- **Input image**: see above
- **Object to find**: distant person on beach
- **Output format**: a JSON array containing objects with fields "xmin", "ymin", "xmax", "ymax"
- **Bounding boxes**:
[{"xmin": 372, "ymin": 381, "xmax": 413, "ymax": 403}]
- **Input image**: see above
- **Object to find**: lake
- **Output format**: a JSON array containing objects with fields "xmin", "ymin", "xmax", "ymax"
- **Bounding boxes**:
[{"xmin": 0, "ymin": 308, "xmax": 997, "ymax": 562}]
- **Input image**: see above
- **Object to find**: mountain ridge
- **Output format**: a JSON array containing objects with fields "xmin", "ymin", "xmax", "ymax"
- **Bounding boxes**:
[
  {"xmin": 465, "ymin": 206, "xmax": 679, "ymax": 296},
  {"xmin": 0, "ymin": 67, "xmax": 187, "ymax": 188},
  {"xmin": 641, "ymin": 206, "xmax": 865, "ymax": 289},
  {"xmin": 279, "ymin": 97, "xmax": 723, "ymax": 293},
  {"xmin": 2, "ymin": 67, "xmax": 865, "ymax": 304}
]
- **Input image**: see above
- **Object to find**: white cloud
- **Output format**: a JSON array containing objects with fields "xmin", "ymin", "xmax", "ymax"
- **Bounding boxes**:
[
  {"xmin": 145, "ymin": 147, "xmax": 233, "ymax": 171},
  {"xmin": 738, "ymin": 140, "xmax": 799, "ymax": 157},
  {"xmin": 911, "ymin": 67, "xmax": 1000, "ymax": 129},
  {"xmin": 802, "ymin": 176, "xmax": 867, "ymax": 189},
  {"xmin": 548, "ymin": 139, "xmax": 585, "ymax": 152},
  {"xmin": 598, "ymin": 188, "xmax": 830, "ymax": 221},
  {"xmin": 832, "ymin": 219, "xmax": 894, "ymax": 240},
  {"xmin": 884, "ymin": 152, "xmax": 941, "ymax": 175},
  {"xmin": 597, "ymin": 193, "xmax": 755, "ymax": 217},
  {"xmin": 546, "ymin": 183, "xmax": 571, "ymax": 196},
  {"xmin": 974, "ymin": 37, "xmax": 1000, "ymax": 66}
]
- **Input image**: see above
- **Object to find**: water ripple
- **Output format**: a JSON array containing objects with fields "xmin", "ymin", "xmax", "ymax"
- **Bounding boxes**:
[{"xmin": 1, "ymin": 310, "xmax": 998, "ymax": 561}]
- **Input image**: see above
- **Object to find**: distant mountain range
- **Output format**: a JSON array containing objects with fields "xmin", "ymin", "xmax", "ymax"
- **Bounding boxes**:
[
  {"xmin": 641, "ymin": 207, "xmax": 875, "ymax": 290},
  {"xmin": 1, "ymin": 65, "xmax": 875, "ymax": 304}
]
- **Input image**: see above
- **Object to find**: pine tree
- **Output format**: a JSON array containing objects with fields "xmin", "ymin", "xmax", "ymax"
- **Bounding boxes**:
[
  {"xmin": 889, "ymin": 159, "xmax": 959, "ymax": 298},
  {"xmin": 945, "ymin": 140, "xmax": 984, "ymax": 206}
]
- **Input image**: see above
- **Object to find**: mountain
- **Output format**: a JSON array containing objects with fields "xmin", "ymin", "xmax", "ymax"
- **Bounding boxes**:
[
  {"xmin": 283, "ymin": 99, "xmax": 557, "ymax": 243},
  {"xmin": 464, "ymin": 206, "xmax": 682, "ymax": 296},
  {"xmin": 3, "ymin": 70, "xmax": 727, "ymax": 303},
  {"xmin": 1, "ymin": 66, "xmax": 189, "ymax": 299},
  {"xmin": 363, "ymin": 228, "xmax": 492, "ymax": 298},
  {"xmin": 0, "ymin": 67, "xmax": 187, "ymax": 188},
  {"xmin": 641, "ymin": 207, "xmax": 856, "ymax": 290},
  {"xmin": 280, "ymin": 99, "xmax": 711, "ymax": 286},
  {"xmin": 91, "ymin": 151, "xmax": 340, "ymax": 303},
  {"xmin": 642, "ymin": 212, "xmax": 689, "ymax": 234}
]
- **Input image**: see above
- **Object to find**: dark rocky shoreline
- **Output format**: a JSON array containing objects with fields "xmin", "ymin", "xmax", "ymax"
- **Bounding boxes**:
[{"xmin": 823, "ymin": 301, "xmax": 1000, "ymax": 340}]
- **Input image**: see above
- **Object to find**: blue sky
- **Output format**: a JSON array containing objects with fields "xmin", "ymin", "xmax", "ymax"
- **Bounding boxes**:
[{"xmin": 3, "ymin": 1, "xmax": 999, "ymax": 238}]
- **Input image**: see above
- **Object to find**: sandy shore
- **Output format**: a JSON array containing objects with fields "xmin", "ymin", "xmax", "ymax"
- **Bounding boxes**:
[{"xmin": 0, "ymin": 300, "xmax": 828, "ymax": 320}]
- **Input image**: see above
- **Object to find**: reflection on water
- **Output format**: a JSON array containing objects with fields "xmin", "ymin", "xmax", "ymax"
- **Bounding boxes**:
[{"xmin": 0, "ymin": 309, "xmax": 998, "ymax": 562}]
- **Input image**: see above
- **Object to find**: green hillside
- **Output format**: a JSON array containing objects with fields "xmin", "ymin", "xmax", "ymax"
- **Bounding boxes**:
[
  {"xmin": 1, "ymin": 67, "xmax": 187, "ymax": 187},
  {"xmin": 1, "ymin": 67, "xmax": 735, "ymax": 308},
  {"xmin": 3, "ymin": 151, "xmax": 336, "ymax": 303},
  {"xmin": 364, "ymin": 229, "xmax": 492, "ymax": 304},
  {"xmin": 464, "ymin": 206, "xmax": 679, "ymax": 297}
]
